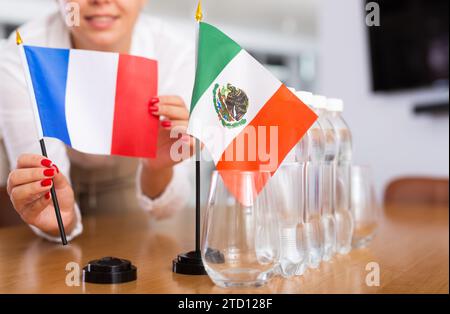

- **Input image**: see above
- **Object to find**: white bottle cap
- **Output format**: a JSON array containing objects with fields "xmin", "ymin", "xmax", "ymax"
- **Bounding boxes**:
[
  {"xmin": 327, "ymin": 98, "xmax": 344, "ymax": 112},
  {"xmin": 295, "ymin": 91, "xmax": 314, "ymax": 106},
  {"xmin": 311, "ymin": 95, "xmax": 327, "ymax": 109}
]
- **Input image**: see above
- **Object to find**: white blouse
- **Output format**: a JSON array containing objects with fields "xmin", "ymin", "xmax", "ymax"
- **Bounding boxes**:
[{"xmin": 0, "ymin": 12, "xmax": 196, "ymax": 242}]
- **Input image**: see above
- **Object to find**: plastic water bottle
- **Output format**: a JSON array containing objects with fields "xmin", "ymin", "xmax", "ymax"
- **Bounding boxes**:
[
  {"xmin": 275, "ymin": 88, "xmax": 309, "ymax": 277},
  {"xmin": 272, "ymin": 163, "xmax": 305, "ymax": 278},
  {"xmin": 326, "ymin": 98, "xmax": 354, "ymax": 255},
  {"xmin": 321, "ymin": 161, "xmax": 337, "ymax": 261},
  {"xmin": 296, "ymin": 92, "xmax": 326, "ymax": 269},
  {"xmin": 310, "ymin": 95, "xmax": 339, "ymax": 261},
  {"xmin": 309, "ymin": 95, "xmax": 338, "ymax": 262},
  {"xmin": 283, "ymin": 88, "xmax": 299, "ymax": 163},
  {"xmin": 278, "ymin": 91, "xmax": 319, "ymax": 276}
]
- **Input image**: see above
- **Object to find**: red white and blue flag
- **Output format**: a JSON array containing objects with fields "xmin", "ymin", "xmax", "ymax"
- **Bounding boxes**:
[{"xmin": 18, "ymin": 45, "xmax": 159, "ymax": 158}]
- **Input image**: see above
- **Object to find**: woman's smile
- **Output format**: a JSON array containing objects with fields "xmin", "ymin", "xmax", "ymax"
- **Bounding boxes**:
[{"xmin": 84, "ymin": 14, "xmax": 120, "ymax": 30}]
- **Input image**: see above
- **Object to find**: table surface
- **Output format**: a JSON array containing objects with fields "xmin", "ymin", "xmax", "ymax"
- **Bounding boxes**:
[{"xmin": 0, "ymin": 204, "xmax": 448, "ymax": 294}]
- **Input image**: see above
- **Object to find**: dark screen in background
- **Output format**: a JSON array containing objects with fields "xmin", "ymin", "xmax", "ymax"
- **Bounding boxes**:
[{"xmin": 367, "ymin": 0, "xmax": 449, "ymax": 92}]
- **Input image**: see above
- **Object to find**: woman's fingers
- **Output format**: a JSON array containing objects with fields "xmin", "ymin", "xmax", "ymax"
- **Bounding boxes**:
[
  {"xmin": 49, "ymin": 164, "xmax": 69, "ymax": 189},
  {"xmin": 7, "ymin": 167, "xmax": 56, "ymax": 195},
  {"xmin": 8, "ymin": 153, "xmax": 58, "ymax": 223},
  {"xmin": 161, "ymin": 121, "xmax": 193, "ymax": 143},
  {"xmin": 160, "ymin": 121, "xmax": 198, "ymax": 147},
  {"xmin": 149, "ymin": 96, "xmax": 189, "ymax": 120},
  {"xmin": 10, "ymin": 179, "xmax": 53, "ymax": 211},
  {"xmin": 151, "ymin": 103, "xmax": 189, "ymax": 120},
  {"xmin": 16, "ymin": 154, "xmax": 53, "ymax": 169},
  {"xmin": 161, "ymin": 120, "xmax": 188, "ymax": 130},
  {"xmin": 6, "ymin": 154, "xmax": 75, "ymax": 234},
  {"xmin": 158, "ymin": 95, "xmax": 185, "ymax": 106},
  {"xmin": 19, "ymin": 192, "xmax": 52, "ymax": 223}
]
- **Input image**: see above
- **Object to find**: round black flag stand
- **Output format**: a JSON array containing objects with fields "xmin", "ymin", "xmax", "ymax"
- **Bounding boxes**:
[
  {"xmin": 172, "ymin": 139, "xmax": 207, "ymax": 275},
  {"xmin": 172, "ymin": 251, "xmax": 206, "ymax": 275}
]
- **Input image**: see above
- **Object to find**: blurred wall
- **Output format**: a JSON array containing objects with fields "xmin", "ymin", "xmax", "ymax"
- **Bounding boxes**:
[{"xmin": 317, "ymin": 0, "xmax": 449, "ymax": 199}]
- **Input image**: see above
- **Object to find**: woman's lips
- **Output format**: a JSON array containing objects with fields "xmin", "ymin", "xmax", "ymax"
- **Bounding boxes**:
[{"xmin": 84, "ymin": 15, "xmax": 119, "ymax": 30}]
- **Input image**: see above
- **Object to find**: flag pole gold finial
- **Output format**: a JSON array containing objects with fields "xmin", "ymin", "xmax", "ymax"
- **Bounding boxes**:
[
  {"xmin": 16, "ymin": 30, "xmax": 23, "ymax": 45},
  {"xmin": 195, "ymin": 0, "xmax": 203, "ymax": 22}
]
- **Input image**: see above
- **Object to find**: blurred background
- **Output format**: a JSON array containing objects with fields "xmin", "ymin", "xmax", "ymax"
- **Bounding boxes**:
[{"xmin": 0, "ymin": 0, "xmax": 448, "ymax": 211}]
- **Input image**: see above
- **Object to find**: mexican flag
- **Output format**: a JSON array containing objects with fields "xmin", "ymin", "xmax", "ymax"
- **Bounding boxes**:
[{"xmin": 188, "ymin": 22, "xmax": 317, "ymax": 199}]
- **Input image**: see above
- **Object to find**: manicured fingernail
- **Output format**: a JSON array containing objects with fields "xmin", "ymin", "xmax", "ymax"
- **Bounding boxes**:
[
  {"xmin": 41, "ymin": 159, "xmax": 52, "ymax": 168},
  {"xmin": 53, "ymin": 164, "xmax": 60, "ymax": 174},
  {"xmin": 149, "ymin": 97, "xmax": 160, "ymax": 105},
  {"xmin": 161, "ymin": 120, "xmax": 172, "ymax": 128},
  {"xmin": 148, "ymin": 105, "xmax": 159, "ymax": 113},
  {"xmin": 41, "ymin": 179, "xmax": 52, "ymax": 187},
  {"xmin": 45, "ymin": 192, "xmax": 50, "ymax": 200},
  {"xmin": 43, "ymin": 168, "xmax": 55, "ymax": 177}
]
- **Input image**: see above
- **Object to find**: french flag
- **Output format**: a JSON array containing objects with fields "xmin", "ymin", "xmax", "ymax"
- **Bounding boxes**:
[{"xmin": 19, "ymin": 45, "xmax": 159, "ymax": 158}]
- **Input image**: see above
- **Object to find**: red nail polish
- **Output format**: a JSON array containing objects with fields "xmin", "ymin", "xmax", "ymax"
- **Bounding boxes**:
[
  {"xmin": 148, "ymin": 105, "xmax": 159, "ymax": 113},
  {"xmin": 45, "ymin": 192, "xmax": 51, "ymax": 200},
  {"xmin": 149, "ymin": 97, "xmax": 160, "ymax": 105},
  {"xmin": 53, "ymin": 164, "xmax": 60, "ymax": 174},
  {"xmin": 41, "ymin": 179, "xmax": 52, "ymax": 187},
  {"xmin": 41, "ymin": 159, "xmax": 52, "ymax": 168},
  {"xmin": 43, "ymin": 169, "xmax": 55, "ymax": 177},
  {"xmin": 161, "ymin": 121, "xmax": 172, "ymax": 128}
]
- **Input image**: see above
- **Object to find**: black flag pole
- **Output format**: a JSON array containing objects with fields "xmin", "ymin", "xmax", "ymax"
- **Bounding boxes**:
[
  {"xmin": 39, "ymin": 139, "xmax": 68, "ymax": 245},
  {"xmin": 172, "ymin": 1, "xmax": 206, "ymax": 275},
  {"xmin": 16, "ymin": 31, "xmax": 68, "ymax": 245},
  {"xmin": 195, "ymin": 138, "xmax": 201, "ymax": 254},
  {"xmin": 172, "ymin": 138, "xmax": 206, "ymax": 275}
]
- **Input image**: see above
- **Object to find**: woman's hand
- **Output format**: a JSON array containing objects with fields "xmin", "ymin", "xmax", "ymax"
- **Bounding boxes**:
[
  {"xmin": 146, "ymin": 95, "xmax": 195, "ymax": 170},
  {"xmin": 139, "ymin": 96, "xmax": 196, "ymax": 201},
  {"xmin": 7, "ymin": 154, "xmax": 77, "ymax": 236}
]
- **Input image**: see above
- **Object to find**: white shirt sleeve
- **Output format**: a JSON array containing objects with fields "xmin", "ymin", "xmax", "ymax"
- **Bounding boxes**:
[
  {"xmin": 136, "ymin": 160, "xmax": 191, "ymax": 220},
  {"xmin": 29, "ymin": 203, "xmax": 83, "ymax": 243}
]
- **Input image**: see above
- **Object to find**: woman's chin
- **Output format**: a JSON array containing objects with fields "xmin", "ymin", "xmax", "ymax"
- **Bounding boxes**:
[{"xmin": 84, "ymin": 34, "xmax": 124, "ymax": 52}]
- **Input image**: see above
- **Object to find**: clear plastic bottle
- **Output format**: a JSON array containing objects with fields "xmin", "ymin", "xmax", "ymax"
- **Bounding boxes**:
[
  {"xmin": 275, "ymin": 88, "xmax": 310, "ymax": 277},
  {"xmin": 309, "ymin": 95, "xmax": 338, "ymax": 262},
  {"xmin": 271, "ymin": 163, "xmax": 305, "ymax": 278},
  {"xmin": 321, "ymin": 161, "xmax": 337, "ymax": 261},
  {"xmin": 326, "ymin": 98, "xmax": 354, "ymax": 255},
  {"xmin": 296, "ymin": 92, "xmax": 326, "ymax": 269},
  {"xmin": 283, "ymin": 88, "xmax": 300, "ymax": 163}
]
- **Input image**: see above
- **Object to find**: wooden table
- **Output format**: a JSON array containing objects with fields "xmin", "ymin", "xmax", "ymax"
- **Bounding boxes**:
[{"xmin": 0, "ymin": 204, "xmax": 448, "ymax": 294}]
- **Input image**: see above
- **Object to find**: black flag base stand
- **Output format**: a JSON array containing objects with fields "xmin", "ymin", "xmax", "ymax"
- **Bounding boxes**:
[
  {"xmin": 172, "ymin": 139, "xmax": 207, "ymax": 275},
  {"xmin": 172, "ymin": 250, "xmax": 206, "ymax": 275}
]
